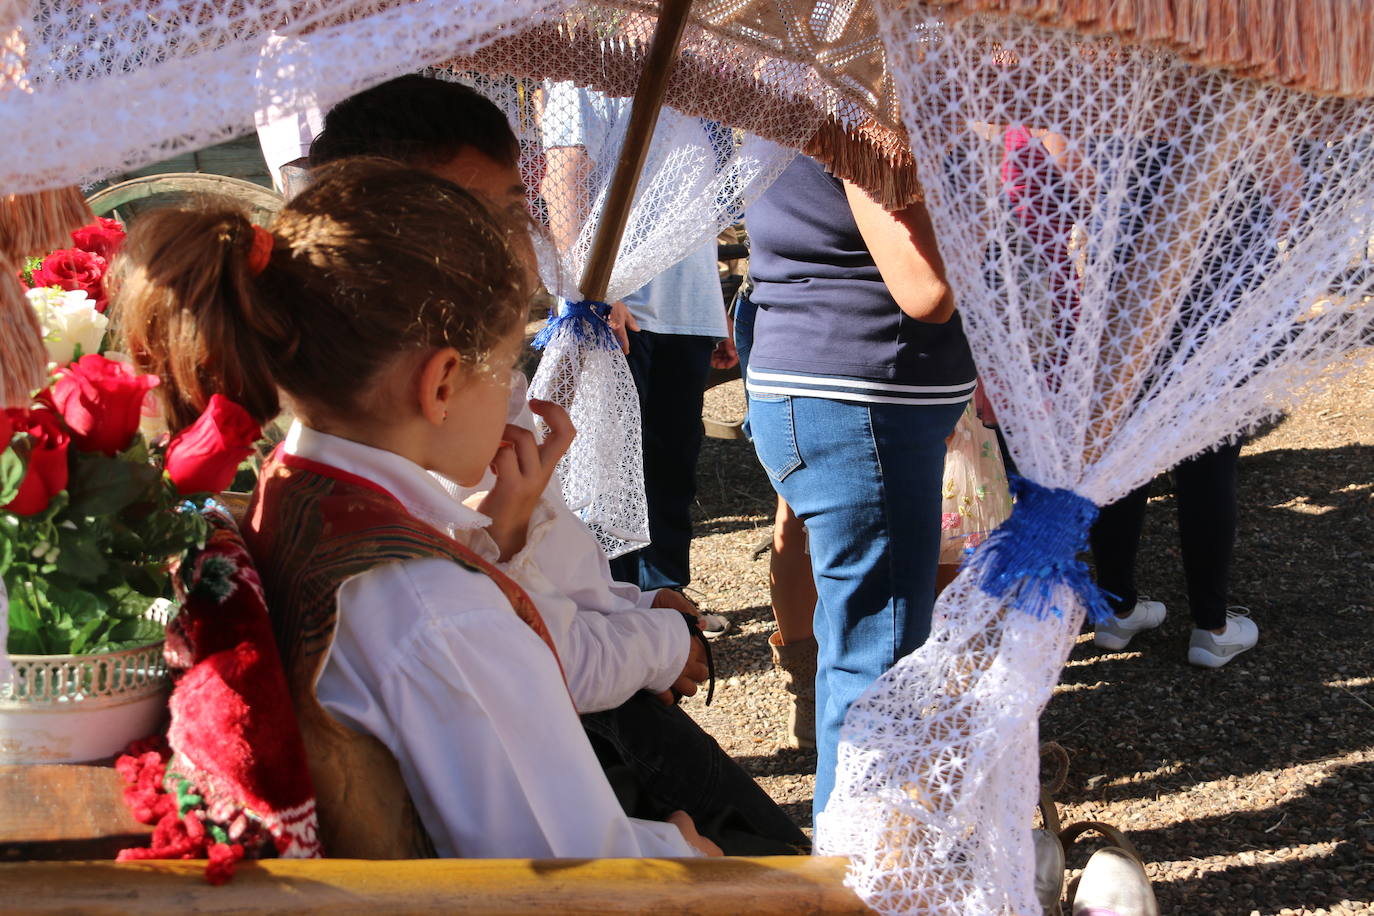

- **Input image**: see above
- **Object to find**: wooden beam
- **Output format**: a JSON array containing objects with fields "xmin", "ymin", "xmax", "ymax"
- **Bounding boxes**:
[
  {"xmin": 0, "ymin": 856, "xmax": 874, "ymax": 915},
  {"xmin": 576, "ymin": 0, "xmax": 694, "ymax": 302}
]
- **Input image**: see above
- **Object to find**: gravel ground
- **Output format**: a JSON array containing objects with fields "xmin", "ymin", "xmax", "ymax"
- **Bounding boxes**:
[{"xmin": 681, "ymin": 351, "xmax": 1374, "ymax": 915}]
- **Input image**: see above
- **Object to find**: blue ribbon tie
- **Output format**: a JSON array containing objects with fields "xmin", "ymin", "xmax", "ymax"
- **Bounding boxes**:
[
  {"xmin": 966, "ymin": 475, "xmax": 1114, "ymax": 624},
  {"xmin": 530, "ymin": 300, "xmax": 619, "ymax": 352}
]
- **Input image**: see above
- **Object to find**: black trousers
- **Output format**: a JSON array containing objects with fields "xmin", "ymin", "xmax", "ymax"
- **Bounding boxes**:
[
  {"xmin": 608, "ymin": 329, "xmax": 716, "ymax": 591},
  {"xmin": 582, "ymin": 692, "xmax": 810, "ymax": 855},
  {"xmin": 1089, "ymin": 439, "xmax": 1243, "ymax": 631}
]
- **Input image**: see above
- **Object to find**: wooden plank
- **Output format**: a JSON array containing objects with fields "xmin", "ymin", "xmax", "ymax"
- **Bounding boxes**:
[
  {"xmin": 0, "ymin": 765, "xmax": 151, "ymax": 861},
  {"xmin": 0, "ymin": 856, "xmax": 873, "ymax": 915}
]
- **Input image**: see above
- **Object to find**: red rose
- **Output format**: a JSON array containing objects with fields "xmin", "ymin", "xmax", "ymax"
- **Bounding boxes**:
[
  {"xmin": 164, "ymin": 395, "xmax": 260, "ymax": 495},
  {"xmin": 3, "ymin": 408, "xmax": 70, "ymax": 516},
  {"xmin": 0, "ymin": 410, "xmax": 12, "ymax": 446},
  {"xmin": 50, "ymin": 354, "xmax": 160, "ymax": 456},
  {"xmin": 30, "ymin": 247, "xmax": 110, "ymax": 312},
  {"xmin": 70, "ymin": 217, "xmax": 126, "ymax": 261}
]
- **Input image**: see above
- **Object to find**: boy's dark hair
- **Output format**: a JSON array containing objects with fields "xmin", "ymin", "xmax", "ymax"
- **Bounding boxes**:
[{"xmin": 310, "ymin": 74, "xmax": 519, "ymax": 169}]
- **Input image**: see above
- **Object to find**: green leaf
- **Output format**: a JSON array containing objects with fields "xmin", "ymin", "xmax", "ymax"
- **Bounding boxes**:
[
  {"xmin": 68, "ymin": 616, "xmax": 109, "ymax": 656},
  {"xmin": 108, "ymin": 585, "xmax": 157, "ymax": 620},
  {"xmin": 107, "ymin": 617, "xmax": 164, "ymax": 647},
  {"xmin": 0, "ymin": 447, "xmax": 23, "ymax": 506},
  {"xmin": 54, "ymin": 525, "xmax": 110, "ymax": 583},
  {"xmin": 65, "ymin": 454, "xmax": 148, "ymax": 518},
  {"xmin": 43, "ymin": 584, "xmax": 105, "ymax": 625},
  {"xmin": 5, "ymin": 580, "xmax": 46, "ymax": 654}
]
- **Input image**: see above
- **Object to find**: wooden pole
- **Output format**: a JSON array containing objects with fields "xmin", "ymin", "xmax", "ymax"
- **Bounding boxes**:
[{"xmin": 576, "ymin": 0, "xmax": 694, "ymax": 303}]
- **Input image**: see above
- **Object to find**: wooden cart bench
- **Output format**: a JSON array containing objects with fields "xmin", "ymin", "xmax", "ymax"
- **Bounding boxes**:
[{"xmin": 0, "ymin": 765, "xmax": 872, "ymax": 915}]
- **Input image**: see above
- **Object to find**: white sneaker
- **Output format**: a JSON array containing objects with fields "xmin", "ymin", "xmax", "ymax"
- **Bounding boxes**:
[
  {"xmin": 1093, "ymin": 599, "xmax": 1167, "ymax": 651},
  {"xmin": 1187, "ymin": 607, "xmax": 1258, "ymax": 668},
  {"xmin": 1071, "ymin": 846, "xmax": 1159, "ymax": 916}
]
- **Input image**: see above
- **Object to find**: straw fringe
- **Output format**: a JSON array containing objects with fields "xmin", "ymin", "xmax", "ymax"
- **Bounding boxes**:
[
  {"xmin": 0, "ymin": 186, "xmax": 90, "ymax": 407},
  {"xmin": 0, "ymin": 268, "xmax": 48, "ymax": 408},
  {"xmin": 925, "ymin": 0, "xmax": 1374, "ymax": 98},
  {"xmin": 0, "ymin": 186, "xmax": 93, "ymax": 258}
]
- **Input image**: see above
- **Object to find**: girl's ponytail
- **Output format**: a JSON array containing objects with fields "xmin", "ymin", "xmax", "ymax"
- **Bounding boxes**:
[
  {"xmin": 112, "ymin": 205, "xmax": 290, "ymax": 433},
  {"xmin": 114, "ymin": 158, "xmax": 534, "ymax": 433}
]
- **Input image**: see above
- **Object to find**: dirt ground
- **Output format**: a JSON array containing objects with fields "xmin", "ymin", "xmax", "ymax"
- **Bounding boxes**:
[{"xmin": 680, "ymin": 350, "xmax": 1374, "ymax": 916}]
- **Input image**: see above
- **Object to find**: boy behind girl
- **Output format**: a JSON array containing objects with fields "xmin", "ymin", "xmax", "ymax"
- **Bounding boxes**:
[{"xmin": 301, "ymin": 74, "xmax": 808, "ymax": 854}]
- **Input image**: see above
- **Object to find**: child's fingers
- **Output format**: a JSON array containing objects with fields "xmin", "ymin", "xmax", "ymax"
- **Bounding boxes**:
[
  {"xmin": 488, "ymin": 439, "xmax": 520, "ymax": 480},
  {"xmin": 528, "ymin": 399, "xmax": 575, "ymax": 463},
  {"xmin": 501, "ymin": 424, "xmax": 541, "ymax": 476}
]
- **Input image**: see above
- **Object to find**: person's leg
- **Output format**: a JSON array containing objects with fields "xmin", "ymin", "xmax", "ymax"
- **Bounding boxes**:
[
  {"xmin": 608, "ymin": 330, "xmax": 714, "ymax": 590},
  {"xmin": 1089, "ymin": 483, "xmax": 1151, "ymax": 614},
  {"xmin": 749, "ymin": 393, "xmax": 962, "ymax": 816},
  {"xmin": 608, "ymin": 329, "xmax": 657, "ymax": 586},
  {"xmin": 608, "ymin": 329, "xmax": 715, "ymax": 591},
  {"xmin": 1173, "ymin": 439, "xmax": 1243, "ymax": 632},
  {"xmin": 768, "ymin": 494, "xmax": 817, "ymax": 748},
  {"xmin": 581, "ymin": 692, "xmax": 809, "ymax": 854},
  {"xmin": 1089, "ymin": 481, "xmax": 1168, "ymax": 650},
  {"xmin": 770, "ymin": 496, "xmax": 815, "ymax": 644}
]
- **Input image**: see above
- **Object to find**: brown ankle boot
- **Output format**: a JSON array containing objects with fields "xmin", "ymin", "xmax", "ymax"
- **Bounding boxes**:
[{"xmin": 768, "ymin": 631, "xmax": 817, "ymax": 749}]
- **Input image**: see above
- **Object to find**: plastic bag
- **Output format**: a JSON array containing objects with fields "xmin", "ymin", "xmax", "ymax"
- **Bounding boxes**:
[{"xmin": 939, "ymin": 403, "xmax": 1013, "ymax": 564}]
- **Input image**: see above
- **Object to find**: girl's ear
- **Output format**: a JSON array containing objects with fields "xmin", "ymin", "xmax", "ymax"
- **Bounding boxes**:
[{"xmin": 417, "ymin": 347, "xmax": 464, "ymax": 426}]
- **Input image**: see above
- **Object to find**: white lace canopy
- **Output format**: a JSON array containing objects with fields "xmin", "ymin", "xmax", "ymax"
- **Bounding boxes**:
[
  {"xmin": 816, "ymin": 7, "xmax": 1374, "ymax": 915},
  {"xmin": 2, "ymin": 1, "xmax": 1373, "ymax": 911}
]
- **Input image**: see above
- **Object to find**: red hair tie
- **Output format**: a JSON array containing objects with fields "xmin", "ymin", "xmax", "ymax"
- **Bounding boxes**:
[{"xmin": 246, "ymin": 224, "xmax": 274, "ymax": 277}]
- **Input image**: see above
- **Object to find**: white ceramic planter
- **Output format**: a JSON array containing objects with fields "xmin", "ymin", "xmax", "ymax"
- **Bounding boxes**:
[{"xmin": 0, "ymin": 643, "xmax": 169, "ymax": 764}]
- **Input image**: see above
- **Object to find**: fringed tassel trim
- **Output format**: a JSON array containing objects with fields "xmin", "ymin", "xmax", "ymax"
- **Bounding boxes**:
[
  {"xmin": 963, "ymin": 474, "xmax": 1114, "ymax": 624},
  {"xmin": 804, "ymin": 116, "xmax": 925, "ymax": 210},
  {"xmin": 449, "ymin": 14, "xmax": 922, "ymax": 207},
  {"xmin": 530, "ymin": 299, "xmax": 619, "ymax": 352},
  {"xmin": 927, "ymin": 0, "xmax": 1374, "ymax": 98}
]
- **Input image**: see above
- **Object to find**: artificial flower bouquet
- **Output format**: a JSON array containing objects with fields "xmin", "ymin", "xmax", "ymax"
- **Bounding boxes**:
[{"xmin": 3, "ymin": 218, "xmax": 261, "ymax": 658}]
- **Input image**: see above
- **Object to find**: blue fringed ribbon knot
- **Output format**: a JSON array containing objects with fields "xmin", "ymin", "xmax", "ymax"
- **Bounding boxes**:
[
  {"xmin": 530, "ymin": 299, "xmax": 618, "ymax": 352},
  {"xmin": 966, "ymin": 475, "xmax": 1114, "ymax": 624}
]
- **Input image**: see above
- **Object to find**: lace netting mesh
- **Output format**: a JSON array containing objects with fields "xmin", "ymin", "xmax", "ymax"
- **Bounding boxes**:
[
  {"xmin": 817, "ymin": 7, "xmax": 1374, "ymax": 914},
  {"xmin": 6, "ymin": 0, "xmax": 1374, "ymax": 906},
  {"xmin": 452, "ymin": 72, "xmax": 800, "ymax": 553},
  {"xmin": 2, "ymin": 0, "xmax": 915, "ymax": 552}
]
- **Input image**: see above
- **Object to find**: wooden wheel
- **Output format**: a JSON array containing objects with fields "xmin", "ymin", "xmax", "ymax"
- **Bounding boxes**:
[{"xmin": 86, "ymin": 173, "xmax": 282, "ymax": 225}]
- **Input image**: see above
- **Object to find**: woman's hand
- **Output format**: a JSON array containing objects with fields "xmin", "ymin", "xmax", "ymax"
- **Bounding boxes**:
[
  {"xmin": 608, "ymin": 300, "xmax": 640, "ymax": 354},
  {"xmin": 667, "ymin": 810, "xmax": 723, "ymax": 857},
  {"xmin": 475, "ymin": 400, "xmax": 574, "ymax": 561}
]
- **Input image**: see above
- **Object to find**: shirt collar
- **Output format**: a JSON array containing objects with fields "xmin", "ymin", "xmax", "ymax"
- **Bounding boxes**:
[{"xmin": 283, "ymin": 421, "xmax": 490, "ymax": 534}]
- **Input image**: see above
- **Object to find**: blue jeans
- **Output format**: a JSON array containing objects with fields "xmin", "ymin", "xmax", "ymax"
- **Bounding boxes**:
[{"xmin": 747, "ymin": 391, "xmax": 965, "ymax": 814}]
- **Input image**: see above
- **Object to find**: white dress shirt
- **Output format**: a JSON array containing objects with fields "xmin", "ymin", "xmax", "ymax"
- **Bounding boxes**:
[
  {"xmin": 288, "ymin": 423, "xmax": 697, "ymax": 858},
  {"xmin": 435, "ymin": 372, "xmax": 690, "ymax": 713}
]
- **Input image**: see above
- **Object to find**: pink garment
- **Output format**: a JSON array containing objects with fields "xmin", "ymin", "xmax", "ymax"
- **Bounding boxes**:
[{"xmin": 1000, "ymin": 125, "xmax": 1082, "ymax": 384}]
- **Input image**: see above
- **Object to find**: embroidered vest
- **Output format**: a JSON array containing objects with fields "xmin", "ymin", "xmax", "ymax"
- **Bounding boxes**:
[{"xmin": 242, "ymin": 448, "xmax": 562, "ymax": 858}]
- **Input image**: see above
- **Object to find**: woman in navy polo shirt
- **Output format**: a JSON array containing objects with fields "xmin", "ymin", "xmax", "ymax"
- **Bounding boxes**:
[{"xmin": 745, "ymin": 155, "xmax": 977, "ymax": 816}]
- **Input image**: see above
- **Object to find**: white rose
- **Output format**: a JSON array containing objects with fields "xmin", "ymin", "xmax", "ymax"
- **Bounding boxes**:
[{"xmin": 26, "ymin": 286, "xmax": 109, "ymax": 367}]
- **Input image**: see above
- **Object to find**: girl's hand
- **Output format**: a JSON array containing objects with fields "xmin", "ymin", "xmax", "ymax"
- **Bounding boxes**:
[
  {"xmin": 667, "ymin": 810, "xmax": 722, "ymax": 857},
  {"xmin": 476, "ymin": 400, "xmax": 574, "ymax": 561}
]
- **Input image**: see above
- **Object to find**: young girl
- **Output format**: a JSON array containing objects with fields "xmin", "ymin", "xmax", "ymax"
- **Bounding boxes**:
[{"xmin": 114, "ymin": 157, "xmax": 719, "ymax": 859}]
